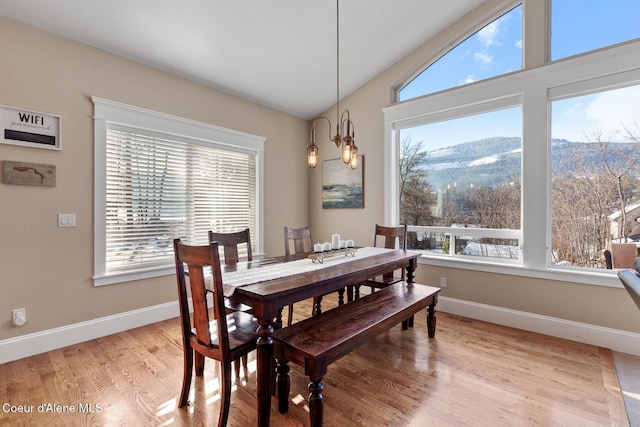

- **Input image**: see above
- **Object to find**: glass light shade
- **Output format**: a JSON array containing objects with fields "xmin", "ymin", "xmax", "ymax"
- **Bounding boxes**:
[
  {"xmin": 306, "ymin": 143, "xmax": 319, "ymax": 168},
  {"xmin": 349, "ymin": 146, "xmax": 358, "ymax": 169},
  {"xmin": 342, "ymin": 138, "xmax": 352, "ymax": 164}
]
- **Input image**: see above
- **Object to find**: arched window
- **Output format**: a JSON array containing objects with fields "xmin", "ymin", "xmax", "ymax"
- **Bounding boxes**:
[{"xmin": 399, "ymin": 4, "xmax": 522, "ymax": 102}]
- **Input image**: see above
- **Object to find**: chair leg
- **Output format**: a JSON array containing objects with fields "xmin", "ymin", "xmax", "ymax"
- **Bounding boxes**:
[
  {"xmin": 232, "ymin": 355, "xmax": 249, "ymax": 377},
  {"xmin": 287, "ymin": 303, "xmax": 294, "ymax": 326},
  {"xmin": 179, "ymin": 345, "xmax": 194, "ymax": 407},
  {"xmin": 217, "ymin": 361, "xmax": 233, "ymax": 427},
  {"xmin": 195, "ymin": 351, "xmax": 205, "ymax": 376}
]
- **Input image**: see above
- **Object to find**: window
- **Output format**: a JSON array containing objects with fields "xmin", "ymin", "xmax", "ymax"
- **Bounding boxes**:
[
  {"xmin": 399, "ymin": 4, "xmax": 522, "ymax": 102},
  {"xmin": 386, "ymin": 1, "xmax": 640, "ymax": 285},
  {"xmin": 551, "ymin": 0, "xmax": 640, "ymax": 61},
  {"xmin": 398, "ymin": 102, "xmax": 522, "ymax": 262},
  {"xmin": 93, "ymin": 97, "xmax": 264, "ymax": 286},
  {"xmin": 551, "ymin": 84, "xmax": 640, "ymax": 270}
]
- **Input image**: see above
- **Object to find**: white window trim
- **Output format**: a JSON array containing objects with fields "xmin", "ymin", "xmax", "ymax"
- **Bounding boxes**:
[
  {"xmin": 384, "ymin": 40, "xmax": 640, "ymax": 288},
  {"xmin": 92, "ymin": 97, "xmax": 265, "ymax": 286}
]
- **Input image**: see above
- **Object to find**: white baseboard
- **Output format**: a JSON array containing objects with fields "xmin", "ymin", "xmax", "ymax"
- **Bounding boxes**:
[
  {"xmin": 0, "ymin": 301, "xmax": 180, "ymax": 364},
  {"xmin": 438, "ymin": 296, "xmax": 640, "ymax": 356},
  {"xmin": 2, "ymin": 296, "xmax": 638, "ymax": 364}
]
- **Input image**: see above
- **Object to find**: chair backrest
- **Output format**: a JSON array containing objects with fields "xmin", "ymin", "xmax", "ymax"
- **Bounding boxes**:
[
  {"xmin": 373, "ymin": 224, "xmax": 407, "ymax": 280},
  {"xmin": 611, "ymin": 243, "xmax": 637, "ymax": 268},
  {"xmin": 373, "ymin": 224, "xmax": 407, "ymax": 250},
  {"xmin": 208, "ymin": 228, "xmax": 253, "ymax": 264},
  {"xmin": 284, "ymin": 225, "xmax": 313, "ymax": 255},
  {"xmin": 173, "ymin": 239, "xmax": 229, "ymax": 357}
]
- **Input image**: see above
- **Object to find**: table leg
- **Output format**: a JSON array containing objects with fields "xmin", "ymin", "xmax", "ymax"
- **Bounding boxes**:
[
  {"xmin": 406, "ymin": 259, "xmax": 416, "ymax": 328},
  {"xmin": 427, "ymin": 301, "xmax": 437, "ymax": 338},
  {"xmin": 256, "ymin": 321, "xmax": 274, "ymax": 427},
  {"xmin": 405, "ymin": 258, "xmax": 416, "ymax": 284}
]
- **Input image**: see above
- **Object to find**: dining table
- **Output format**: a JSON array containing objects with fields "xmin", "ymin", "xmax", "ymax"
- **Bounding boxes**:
[{"xmin": 217, "ymin": 246, "xmax": 421, "ymax": 427}]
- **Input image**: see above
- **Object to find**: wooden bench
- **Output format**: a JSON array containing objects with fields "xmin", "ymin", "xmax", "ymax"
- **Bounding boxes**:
[{"xmin": 272, "ymin": 281, "xmax": 440, "ymax": 427}]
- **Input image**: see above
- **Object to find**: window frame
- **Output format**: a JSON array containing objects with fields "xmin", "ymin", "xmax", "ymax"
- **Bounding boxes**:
[
  {"xmin": 397, "ymin": 2, "xmax": 523, "ymax": 103},
  {"xmin": 385, "ymin": 38, "xmax": 640, "ymax": 288},
  {"xmin": 393, "ymin": 95, "xmax": 524, "ymax": 264},
  {"xmin": 92, "ymin": 97, "xmax": 265, "ymax": 286}
]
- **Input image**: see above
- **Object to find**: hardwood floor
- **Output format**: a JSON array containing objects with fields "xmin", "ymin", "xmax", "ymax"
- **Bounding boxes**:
[{"xmin": 0, "ymin": 294, "xmax": 629, "ymax": 426}]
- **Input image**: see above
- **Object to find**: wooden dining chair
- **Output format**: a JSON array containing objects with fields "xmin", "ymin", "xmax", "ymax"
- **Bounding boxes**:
[
  {"xmin": 360, "ymin": 224, "xmax": 413, "ymax": 329},
  {"xmin": 284, "ymin": 225, "xmax": 347, "ymax": 321},
  {"xmin": 209, "ymin": 228, "xmax": 253, "ymax": 264},
  {"xmin": 350, "ymin": 224, "xmax": 408, "ymax": 301},
  {"xmin": 208, "ymin": 228, "xmax": 254, "ymax": 340},
  {"xmin": 284, "ymin": 225, "xmax": 313, "ymax": 256},
  {"xmin": 173, "ymin": 239, "xmax": 259, "ymax": 427},
  {"xmin": 283, "ymin": 225, "xmax": 314, "ymax": 326}
]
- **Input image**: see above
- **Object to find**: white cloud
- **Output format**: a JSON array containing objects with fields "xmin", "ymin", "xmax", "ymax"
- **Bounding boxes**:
[
  {"xmin": 515, "ymin": 39, "xmax": 522, "ymax": 49},
  {"xmin": 552, "ymin": 85, "xmax": 640, "ymax": 141},
  {"xmin": 463, "ymin": 74, "xmax": 475, "ymax": 84},
  {"xmin": 477, "ymin": 20, "xmax": 500, "ymax": 47},
  {"xmin": 585, "ymin": 85, "xmax": 640, "ymax": 136},
  {"xmin": 473, "ymin": 52, "xmax": 493, "ymax": 64}
]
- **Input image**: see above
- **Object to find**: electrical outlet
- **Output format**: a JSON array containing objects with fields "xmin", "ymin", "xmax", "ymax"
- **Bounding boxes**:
[
  {"xmin": 439, "ymin": 277, "xmax": 448, "ymax": 288},
  {"xmin": 12, "ymin": 308, "xmax": 26, "ymax": 326}
]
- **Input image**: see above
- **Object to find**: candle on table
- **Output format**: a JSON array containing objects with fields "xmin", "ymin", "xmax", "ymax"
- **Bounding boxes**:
[
  {"xmin": 331, "ymin": 234, "xmax": 341, "ymax": 250},
  {"xmin": 347, "ymin": 239, "xmax": 354, "ymax": 248},
  {"xmin": 322, "ymin": 242, "xmax": 332, "ymax": 252},
  {"xmin": 314, "ymin": 242, "xmax": 323, "ymax": 253},
  {"xmin": 340, "ymin": 240, "xmax": 347, "ymax": 249}
]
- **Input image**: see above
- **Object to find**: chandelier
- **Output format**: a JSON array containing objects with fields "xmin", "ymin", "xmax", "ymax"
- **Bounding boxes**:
[{"xmin": 306, "ymin": 0, "xmax": 359, "ymax": 170}]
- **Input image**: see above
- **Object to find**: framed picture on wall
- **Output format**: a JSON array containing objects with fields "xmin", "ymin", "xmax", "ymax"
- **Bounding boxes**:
[
  {"xmin": 322, "ymin": 156, "xmax": 364, "ymax": 209},
  {"xmin": 0, "ymin": 104, "xmax": 61, "ymax": 150}
]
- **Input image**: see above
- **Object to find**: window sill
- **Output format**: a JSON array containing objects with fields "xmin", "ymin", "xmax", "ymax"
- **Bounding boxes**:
[
  {"xmin": 94, "ymin": 266, "xmax": 174, "ymax": 287},
  {"xmin": 417, "ymin": 254, "xmax": 623, "ymax": 288}
]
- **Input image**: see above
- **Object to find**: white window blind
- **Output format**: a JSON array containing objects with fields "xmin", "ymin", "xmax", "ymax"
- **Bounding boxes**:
[
  {"xmin": 105, "ymin": 129, "xmax": 256, "ymax": 274},
  {"xmin": 93, "ymin": 97, "xmax": 265, "ymax": 286}
]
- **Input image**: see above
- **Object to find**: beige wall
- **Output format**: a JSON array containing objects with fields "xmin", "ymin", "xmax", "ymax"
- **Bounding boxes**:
[
  {"xmin": 309, "ymin": 0, "xmax": 640, "ymax": 334},
  {"xmin": 2, "ymin": 0, "xmax": 639, "ymax": 348},
  {"xmin": 0, "ymin": 17, "xmax": 309, "ymax": 339}
]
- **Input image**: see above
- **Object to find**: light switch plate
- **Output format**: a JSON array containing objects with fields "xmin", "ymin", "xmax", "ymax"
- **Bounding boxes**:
[{"xmin": 58, "ymin": 213, "xmax": 76, "ymax": 227}]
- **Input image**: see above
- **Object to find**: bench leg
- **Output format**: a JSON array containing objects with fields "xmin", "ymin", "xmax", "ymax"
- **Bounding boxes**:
[
  {"xmin": 427, "ymin": 303, "xmax": 437, "ymax": 338},
  {"xmin": 312, "ymin": 295, "xmax": 323, "ymax": 316},
  {"xmin": 275, "ymin": 359, "xmax": 291, "ymax": 413},
  {"xmin": 308, "ymin": 378, "xmax": 324, "ymax": 427}
]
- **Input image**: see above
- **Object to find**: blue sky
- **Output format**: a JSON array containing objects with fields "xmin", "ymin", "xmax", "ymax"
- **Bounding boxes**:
[{"xmin": 400, "ymin": 1, "xmax": 640, "ymax": 150}]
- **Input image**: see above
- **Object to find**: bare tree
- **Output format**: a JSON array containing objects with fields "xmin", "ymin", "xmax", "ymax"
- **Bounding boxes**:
[
  {"xmin": 550, "ymin": 135, "xmax": 633, "ymax": 267},
  {"xmin": 591, "ymin": 125, "xmax": 640, "ymax": 240},
  {"xmin": 399, "ymin": 136, "xmax": 429, "ymax": 208}
]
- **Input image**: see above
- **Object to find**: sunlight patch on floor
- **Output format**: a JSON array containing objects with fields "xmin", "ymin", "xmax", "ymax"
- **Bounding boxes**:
[
  {"xmin": 623, "ymin": 390, "xmax": 640, "ymax": 401},
  {"xmin": 156, "ymin": 398, "xmax": 176, "ymax": 417}
]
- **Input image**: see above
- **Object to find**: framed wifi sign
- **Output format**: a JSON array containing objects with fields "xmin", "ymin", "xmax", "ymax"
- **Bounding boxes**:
[{"xmin": 1, "ymin": 104, "xmax": 61, "ymax": 150}]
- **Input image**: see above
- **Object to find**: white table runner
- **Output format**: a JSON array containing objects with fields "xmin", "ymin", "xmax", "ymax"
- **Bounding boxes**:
[{"xmin": 220, "ymin": 246, "xmax": 391, "ymax": 297}]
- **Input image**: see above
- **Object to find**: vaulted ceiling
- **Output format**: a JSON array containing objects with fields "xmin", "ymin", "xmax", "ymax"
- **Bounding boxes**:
[{"xmin": 0, "ymin": 1, "xmax": 485, "ymax": 119}]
